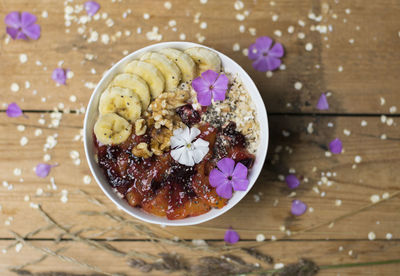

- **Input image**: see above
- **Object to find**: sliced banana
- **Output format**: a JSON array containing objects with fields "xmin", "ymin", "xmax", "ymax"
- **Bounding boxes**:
[
  {"xmin": 140, "ymin": 52, "xmax": 182, "ymax": 91},
  {"xmin": 184, "ymin": 47, "xmax": 222, "ymax": 73},
  {"xmin": 159, "ymin": 48, "xmax": 196, "ymax": 82},
  {"xmin": 125, "ymin": 60, "xmax": 165, "ymax": 99},
  {"xmin": 94, "ymin": 113, "xmax": 132, "ymax": 145},
  {"xmin": 111, "ymin": 73, "xmax": 151, "ymax": 110},
  {"xmin": 99, "ymin": 87, "xmax": 142, "ymax": 123}
]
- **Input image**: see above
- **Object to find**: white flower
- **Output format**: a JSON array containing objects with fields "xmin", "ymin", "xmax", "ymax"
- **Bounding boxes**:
[{"xmin": 170, "ymin": 127, "xmax": 209, "ymax": 166}]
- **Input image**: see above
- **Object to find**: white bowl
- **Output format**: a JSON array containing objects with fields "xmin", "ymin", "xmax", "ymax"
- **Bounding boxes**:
[{"xmin": 84, "ymin": 41, "xmax": 269, "ymax": 226}]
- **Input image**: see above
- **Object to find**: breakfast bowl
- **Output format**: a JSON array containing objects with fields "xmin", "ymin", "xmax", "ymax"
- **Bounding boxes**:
[{"xmin": 84, "ymin": 41, "xmax": 268, "ymax": 226}]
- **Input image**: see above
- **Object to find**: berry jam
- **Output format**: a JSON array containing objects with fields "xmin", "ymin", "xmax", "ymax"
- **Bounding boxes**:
[{"xmin": 94, "ymin": 122, "xmax": 255, "ymax": 220}]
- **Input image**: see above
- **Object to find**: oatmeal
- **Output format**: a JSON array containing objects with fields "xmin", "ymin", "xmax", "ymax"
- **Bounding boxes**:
[{"xmin": 93, "ymin": 46, "xmax": 260, "ymax": 220}]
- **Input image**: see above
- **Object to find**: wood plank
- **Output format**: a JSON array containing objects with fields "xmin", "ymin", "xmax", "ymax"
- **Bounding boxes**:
[
  {"xmin": 1, "ymin": 240, "xmax": 399, "ymax": 276},
  {"xmin": 0, "ymin": 113, "xmax": 399, "ymax": 240},
  {"xmin": 0, "ymin": 0, "xmax": 399, "ymax": 113}
]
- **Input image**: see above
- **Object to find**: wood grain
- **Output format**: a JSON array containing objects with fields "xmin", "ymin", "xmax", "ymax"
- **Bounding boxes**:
[
  {"xmin": 0, "ymin": 0, "xmax": 399, "ymax": 113},
  {"xmin": 1, "ymin": 240, "xmax": 399, "ymax": 275},
  {"xmin": 0, "ymin": 114, "xmax": 398, "ymax": 240}
]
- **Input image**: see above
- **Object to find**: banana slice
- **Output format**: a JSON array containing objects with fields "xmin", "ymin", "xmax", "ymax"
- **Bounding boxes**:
[
  {"xmin": 159, "ymin": 48, "xmax": 196, "ymax": 82},
  {"xmin": 184, "ymin": 47, "xmax": 222, "ymax": 73},
  {"xmin": 140, "ymin": 52, "xmax": 182, "ymax": 91},
  {"xmin": 111, "ymin": 73, "xmax": 151, "ymax": 110},
  {"xmin": 99, "ymin": 87, "xmax": 142, "ymax": 123},
  {"xmin": 125, "ymin": 60, "xmax": 165, "ymax": 99},
  {"xmin": 94, "ymin": 113, "xmax": 132, "ymax": 145}
]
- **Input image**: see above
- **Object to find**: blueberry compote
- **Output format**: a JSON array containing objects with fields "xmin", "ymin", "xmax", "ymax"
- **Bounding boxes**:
[{"xmin": 94, "ymin": 121, "xmax": 255, "ymax": 220}]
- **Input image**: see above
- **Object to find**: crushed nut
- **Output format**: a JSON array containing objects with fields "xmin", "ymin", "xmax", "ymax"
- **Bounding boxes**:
[
  {"xmin": 132, "ymin": 142, "xmax": 153, "ymax": 158},
  {"xmin": 135, "ymin": 119, "xmax": 147, "ymax": 136},
  {"xmin": 150, "ymin": 127, "xmax": 172, "ymax": 155}
]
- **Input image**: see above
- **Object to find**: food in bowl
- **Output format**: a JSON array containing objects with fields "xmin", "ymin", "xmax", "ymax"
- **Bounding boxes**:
[{"xmin": 93, "ymin": 46, "xmax": 260, "ymax": 220}]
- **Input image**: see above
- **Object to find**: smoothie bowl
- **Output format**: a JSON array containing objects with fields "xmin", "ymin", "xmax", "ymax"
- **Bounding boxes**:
[{"xmin": 84, "ymin": 42, "xmax": 268, "ymax": 226}]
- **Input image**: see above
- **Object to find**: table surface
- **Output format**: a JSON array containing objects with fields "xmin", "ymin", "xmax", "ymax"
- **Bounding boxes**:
[{"xmin": 1, "ymin": 0, "xmax": 399, "ymax": 275}]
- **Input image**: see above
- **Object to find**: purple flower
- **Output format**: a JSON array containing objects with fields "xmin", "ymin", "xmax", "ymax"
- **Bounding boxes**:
[
  {"xmin": 248, "ymin": 36, "xmax": 284, "ymax": 72},
  {"xmin": 84, "ymin": 1, "xmax": 100, "ymax": 16},
  {"xmin": 316, "ymin": 93, "xmax": 329, "ymax": 110},
  {"xmin": 291, "ymin": 199, "xmax": 307, "ymax": 216},
  {"xmin": 209, "ymin": 158, "xmax": 249, "ymax": 199},
  {"xmin": 5, "ymin": 11, "xmax": 41, "ymax": 40},
  {"xmin": 52, "ymin": 68, "xmax": 67, "ymax": 85},
  {"xmin": 224, "ymin": 228, "xmax": 240, "ymax": 244},
  {"xmin": 35, "ymin": 163, "xmax": 57, "ymax": 178},
  {"xmin": 6, "ymin": 102, "xmax": 23, "ymax": 117},
  {"xmin": 191, "ymin": 70, "xmax": 229, "ymax": 106},
  {"xmin": 329, "ymin": 138, "xmax": 343, "ymax": 154},
  {"xmin": 285, "ymin": 174, "xmax": 300, "ymax": 189}
]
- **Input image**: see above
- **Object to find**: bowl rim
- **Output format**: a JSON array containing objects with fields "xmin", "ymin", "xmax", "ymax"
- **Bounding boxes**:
[{"xmin": 84, "ymin": 41, "xmax": 269, "ymax": 226}]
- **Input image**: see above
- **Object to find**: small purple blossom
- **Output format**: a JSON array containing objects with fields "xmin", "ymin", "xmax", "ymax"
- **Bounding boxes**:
[
  {"xmin": 224, "ymin": 228, "xmax": 240, "ymax": 244},
  {"xmin": 209, "ymin": 158, "xmax": 249, "ymax": 199},
  {"xmin": 285, "ymin": 174, "xmax": 300, "ymax": 189},
  {"xmin": 5, "ymin": 11, "xmax": 41, "ymax": 40},
  {"xmin": 291, "ymin": 199, "xmax": 307, "ymax": 216},
  {"xmin": 84, "ymin": 1, "xmax": 100, "ymax": 16},
  {"xmin": 316, "ymin": 93, "xmax": 329, "ymax": 110},
  {"xmin": 248, "ymin": 36, "xmax": 284, "ymax": 72},
  {"xmin": 52, "ymin": 68, "xmax": 67, "ymax": 85},
  {"xmin": 35, "ymin": 163, "xmax": 57, "ymax": 178},
  {"xmin": 191, "ymin": 70, "xmax": 229, "ymax": 106},
  {"xmin": 329, "ymin": 138, "xmax": 343, "ymax": 154},
  {"xmin": 6, "ymin": 102, "xmax": 24, "ymax": 117}
]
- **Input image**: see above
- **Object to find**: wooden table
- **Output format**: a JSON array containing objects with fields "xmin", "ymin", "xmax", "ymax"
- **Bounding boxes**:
[{"xmin": 1, "ymin": 0, "xmax": 399, "ymax": 275}]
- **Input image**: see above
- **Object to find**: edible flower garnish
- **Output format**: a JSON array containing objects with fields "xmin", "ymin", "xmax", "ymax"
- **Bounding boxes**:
[
  {"xmin": 6, "ymin": 102, "xmax": 24, "ymax": 118},
  {"xmin": 248, "ymin": 36, "xmax": 284, "ymax": 72},
  {"xmin": 316, "ymin": 93, "xmax": 329, "ymax": 110},
  {"xmin": 170, "ymin": 127, "xmax": 209, "ymax": 166},
  {"xmin": 191, "ymin": 70, "xmax": 229, "ymax": 106},
  {"xmin": 52, "ymin": 68, "xmax": 67, "ymax": 85},
  {"xmin": 291, "ymin": 199, "xmax": 307, "ymax": 216},
  {"xmin": 285, "ymin": 174, "xmax": 300, "ymax": 189},
  {"xmin": 209, "ymin": 158, "xmax": 249, "ymax": 199},
  {"xmin": 84, "ymin": 1, "xmax": 101, "ymax": 16},
  {"xmin": 224, "ymin": 228, "xmax": 240, "ymax": 244},
  {"xmin": 5, "ymin": 11, "xmax": 41, "ymax": 40},
  {"xmin": 329, "ymin": 138, "xmax": 343, "ymax": 154},
  {"xmin": 35, "ymin": 163, "xmax": 57, "ymax": 178}
]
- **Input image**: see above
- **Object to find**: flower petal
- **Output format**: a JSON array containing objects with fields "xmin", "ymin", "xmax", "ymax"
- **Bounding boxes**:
[
  {"xmin": 22, "ymin": 23, "xmax": 40, "ymax": 40},
  {"xmin": 35, "ymin": 163, "xmax": 55, "ymax": 178},
  {"xmin": 255, "ymin": 36, "xmax": 273, "ymax": 52},
  {"xmin": 232, "ymin": 162, "xmax": 248, "ymax": 180},
  {"xmin": 231, "ymin": 178, "xmax": 249, "ymax": 191},
  {"xmin": 201, "ymin": 69, "xmax": 219, "ymax": 85},
  {"xmin": 248, "ymin": 43, "xmax": 260, "ymax": 60},
  {"xmin": 170, "ymin": 146, "xmax": 185, "ymax": 162},
  {"xmin": 192, "ymin": 147, "xmax": 209, "ymax": 164},
  {"xmin": 285, "ymin": 174, "xmax": 300, "ymax": 189},
  {"xmin": 209, "ymin": 168, "xmax": 227, "ymax": 188},
  {"xmin": 192, "ymin": 76, "xmax": 211, "ymax": 94},
  {"xmin": 6, "ymin": 102, "xmax": 23, "ymax": 117},
  {"xmin": 188, "ymin": 127, "xmax": 201, "ymax": 142},
  {"xmin": 224, "ymin": 228, "xmax": 240, "ymax": 244},
  {"xmin": 252, "ymin": 56, "xmax": 281, "ymax": 72},
  {"xmin": 21, "ymin": 12, "xmax": 37, "ymax": 28},
  {"xmin": 6, "ymin": 27, "xmax": 19, "ymax": 39},
  {"xmin": 196, "ymin": 91, "xmax": 212, "ymax": 106},
  {"xmin": 217, "ymin": 157, "xmax": 235, "ymax": 176},
  {"xmin": 211, "ymin": 74, "xmax": 229, "ymax": 101},
  {"xmin": 85, "ymin": 1, "xmax": 101, "ymax": 16},
  {"xmin": 170, "ymin": 135, "xmax": 186, "ymax": 149},
  {"xmin": 269, "ymin": 42, "xmax": 284, "ymax": 58},
  {"xmin": 15, "ymin": 31, "xmax": 28, "ymax": 40},
  {"xmin": 216, "ymin": 181, "xmax": 233, "ymax": 199},
  {"xmin": 52, "ymin": 68, "xmax": 67, "ymax": 85},
  {"xmin": 291, "ymin": 199, "xmax": 307, "ymax": 216},
  {"xmin": 329, "ymin": 138, "xmax": 343, "ymax": 154},
  {"xmin": 5, "ymin": 12, "xmax": 21, "ymax": 29},
  {"xmin": 316, "ymin": 93, "xmax": 329, "ymax": 110}
]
